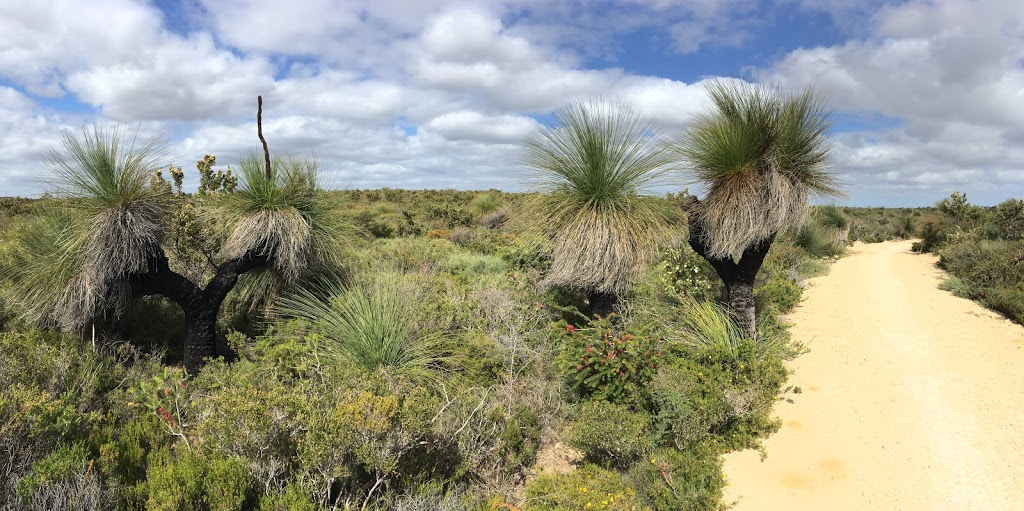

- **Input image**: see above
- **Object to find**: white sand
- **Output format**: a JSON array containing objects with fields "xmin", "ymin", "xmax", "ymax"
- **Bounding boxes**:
[{"xmin": 724, "ymin": 240, "xmax": 1024, "ymax": 511}]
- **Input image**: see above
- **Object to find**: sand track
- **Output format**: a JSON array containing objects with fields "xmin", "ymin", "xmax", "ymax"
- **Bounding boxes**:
[{"xmin": 723, "ymin": 240, "xmax": 1024, "ymax": 511}]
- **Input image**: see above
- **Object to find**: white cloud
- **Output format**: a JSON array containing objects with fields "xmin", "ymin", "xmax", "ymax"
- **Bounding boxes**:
[
  {"xmin": 0, "ymin": 0, "xmax": 1021, "ymax": 205},
  {"xmin": 425, "ymin": 111, "xmax": 538, "ymax": 143},
  {"xmin": 66, "ymin": 33, "xmax": 275, "ymax": 121},
  {"xmin": 0, "ymin": 88, "xmax": 75, "ymax": 195},
  {"xmin": 0, "ymin": 0, "xmax": 160, "ymax": 96},
  {"xmin": 760, "ymin": 0, "xmax": 1024, "ymax": 204}
]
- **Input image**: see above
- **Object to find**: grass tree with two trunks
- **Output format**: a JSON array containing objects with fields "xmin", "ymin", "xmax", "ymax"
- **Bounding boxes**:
[{"xmin": 1, "ymin": 98, "xmax": 339, "ymax": 374}]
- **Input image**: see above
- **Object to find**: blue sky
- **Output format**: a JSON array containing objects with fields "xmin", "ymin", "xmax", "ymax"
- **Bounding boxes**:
[{"xmin": 0, "ymin": 0, "xmax": 1022, "ymax": 205}]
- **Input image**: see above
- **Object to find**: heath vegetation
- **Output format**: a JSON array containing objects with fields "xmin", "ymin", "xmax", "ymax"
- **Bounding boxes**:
[{"xmin": 0, "ymin": 88, "xmax": 854, "ymax": 510}]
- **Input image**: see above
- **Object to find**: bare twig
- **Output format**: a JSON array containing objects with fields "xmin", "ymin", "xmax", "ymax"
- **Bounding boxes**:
[
  {"xmin": 361, "ymin": 474, "xmax": 388, "ymax": 511},
  {"xmin": 257, "ymin": 95, "xmax": 271, "ymax": 179}
]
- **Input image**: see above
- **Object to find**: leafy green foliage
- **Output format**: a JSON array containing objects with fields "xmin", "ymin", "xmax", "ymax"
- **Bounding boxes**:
[
  {"xmin": 650, "ymin": 342, "xmax": 785, "ymax": 453},
  {"xmin": 937, "ymin": 191, "xmax": 981, "ymax": 222},
  {"xmin": 628, "ymin": 446, "xmax": 725, "ymax": 511},
  {"xmin": 755, "ymin": 274, "xmax": 803, "ymax": 314},
  {"xmin": 657, "ymin": 245, "xmax": 715, "ymax": 302},
  {"xmin": 993, "ymin": 199, "xmax": 1024, "ymax": 241},
  {"xmin": 145, "ymin": 447, "xmax": 251, "ymax": 511},
  {"xmin": 524, "ymin": 464, "xmax": 650, "ymax": 511},
  {"xmin": 556, "ymin": 316, "xmax": 663, "ymax": 405},
  {"xmin": 912, "ymin": 216, "xmax": 955, "ymax": 253},
  {"xmin": 567, "ymin": 401, "xmax": 652, "ymax": 468}
]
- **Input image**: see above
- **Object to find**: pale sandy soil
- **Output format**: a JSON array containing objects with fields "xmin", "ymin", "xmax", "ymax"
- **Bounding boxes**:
[{"xmin": 723, "ymin": 240, "xmax": 1024, "ymax": 511}]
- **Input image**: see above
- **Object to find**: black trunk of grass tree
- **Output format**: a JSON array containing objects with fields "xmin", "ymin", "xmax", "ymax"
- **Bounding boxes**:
[
  {"xmin": 132, "ymin": 247, "xmax": 268, "ymax": 374},
  {"xmin": 587, "ymin": 291, "xmax": 618, "ymax": 320},
  {"xmin": 672, "ymin": 81, "xmax": 843, "ymax": 337},
  {"xmin": 686, "ymin": 204, "xmax": 774, "ymax": 337}
]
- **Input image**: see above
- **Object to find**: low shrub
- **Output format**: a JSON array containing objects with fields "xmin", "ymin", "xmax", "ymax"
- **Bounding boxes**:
[
  {"xmin": 524, "ymin": 464, "xmax": 650, "ymax": 511},
  {"xmin": 981, "ymin": 287, "xmax": 1024, "ymax": 325},
  {"xmin": 913, "ymin": 216, "xmax": 954, "ymax": 253},
  {"xmin": 763, "ymin": 243, "xmax": 829, "ymax": 281},
  {"xmin": 938, "ymin": 239, "xmax": 1024, "ymax": 291},
  {"xmin": 628, "ymin": 446, "xmax": 725, "ymax": 511},
  {"xmin": 651, "ymin": 342, "xmax": 785, "ymax": 453},
  {"xmin": 754, "ymin": 274, "xmax": 802, "ymax": 314},
  {"xmin": 795, "ymin": 220, "xmax": 843, "ymax": 258},
  {"xmin": 937, "ymin": 276, "xmax": 977, "ymax": 299},
  {"xmin": 145, "ymin": 447, "xmax": 252, "ymax": 511},
  {"xmin": 657, "ymin": 245, "xmax": 715, "ymax": 302},
  {"xmin": 555, "ymin": 316, "xmax": 663, "ymax": 405},
  {"xmin": 257, "ymin": 483, "xmax": 316, "ymax": 511},
  {"xmin": 444, "ymin": 253, "xmax": 506, "ymax": 275},
  {"xmin": 496, "ymin": 233, "xmax": 553, "ymax": 272},
  {"xmin": 567, "ymin": 400, "xmax": 652, "ymax": 468}
]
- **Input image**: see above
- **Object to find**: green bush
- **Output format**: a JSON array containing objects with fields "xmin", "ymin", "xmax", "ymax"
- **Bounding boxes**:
[
  {"xmin": 763, "ymin": 243, "xmax": 828, "ymax": 281},
  {"xmin": 628, "ymin": 446, "xmax": 725, "ymax": 511},
  {"xmin": 369, "ymin": 237, "xmax": 455, "ymax": 271},
  {"xmin": 913, "ymin": 217, "xmax": 954, "ymax": 253},
  {"xmin": 567, "ymin": 400, "xmax": 652, "ymax": 468},
  {"xmin": 981, "ymin": 287, "xmax": 1024, "ymax": 324},
  {"xmin": 496, "ymin": 232, "xmax": 553, "ymax": 272},
  {"xmin": 555, "ymin": 316, "xmax": 663, "ymax": 405},
  {"xmin": 188, "ymin": 361, "xmax": 307, "ymax": 492},
  {"xmin": 938, "ymin": 239, "xmax": 1024, "ymax": 290},
  {"xmin": 298, "ymin": 387, "xmax": 439, "ymax": 506},
  {"xmin": 15, "ymin": 441, "xmax": 91, "ymax": 499},
  {"xmin": 258, "ymin": 483, "xmax": 316, "ymax": 511},
  {"xmin": 97, "ymin": 415, "xmax": 170, "ymax": 507},
  {"xmin": 937, "ymin": 276, "xmax": 977, "ymax": 299},
  {"xmin": 524, "ymin": 464, "xmax": 650, "ymax": 511},
  {"xmin": 795, "ymin": 220, "xmax": 842, "ymax": 257},
  {"xmin": 657, "ymin": 245, "xmax": 715, "ymax": 302},
  {"xmin": 145, "ymin": 447, "xmax": 251, "ymax": 511},
  {"xmin": 755, "ymin": 274, "xmax": 802, "ymax": 313},
  {"xmin": 994, "ymin": 199, "xmax": 1024, "ymax": 241},
  {"xmin": 445, "ymin": 253, "xmax": 506, "ymax": 275},
  {"xmin": 651, "ymin": 342, "xmax": 785, "ymax": 453}
]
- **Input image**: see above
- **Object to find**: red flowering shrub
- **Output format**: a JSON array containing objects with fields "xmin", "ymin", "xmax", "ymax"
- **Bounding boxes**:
[{"xmin": 555, "ymin": 316, "xmax": 663, "ymax": 405}]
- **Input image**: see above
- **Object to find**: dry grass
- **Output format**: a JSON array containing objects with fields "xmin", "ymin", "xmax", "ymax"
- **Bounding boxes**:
[
  {"xmin": 673, "ymin": 80, "xmax": 843, "ymax": 260},
  {"xmin": 217, "ymin": 153, "xmax": 337, "ymax": 284},
  {"xmin": 3, "ymin": 126, "xmax": 170, "ymax": 329},
  {"xmin": 523, "ymin": 99, "xmax": 675, "ymax": 295}
]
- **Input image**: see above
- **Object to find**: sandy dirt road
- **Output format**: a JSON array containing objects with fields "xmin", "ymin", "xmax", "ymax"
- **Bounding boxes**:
[{"xmin": 723, "ymin": 240, "xmax": 1024, "ymax": 511}]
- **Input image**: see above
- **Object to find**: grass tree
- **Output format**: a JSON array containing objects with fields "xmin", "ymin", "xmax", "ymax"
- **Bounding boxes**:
[
  {"xmin": 524, "ymin": 99, "xmax": 673, "ymax": 318},
  {"xmin": 815, "ymin": 204, "xmax": 850, "ymax": 246},
  {"xmin": 672, "ymin": 81, "xmax": 843, "ymax": 336},
  {"xmin": 3, "ymin": 99, "xmax": 336, "ymax": 374},
  {"xmin": 275, "ymin": 272, "xmax": 443, "ymax": 379}
]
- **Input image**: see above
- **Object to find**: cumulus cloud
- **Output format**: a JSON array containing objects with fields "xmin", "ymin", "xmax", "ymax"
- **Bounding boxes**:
[
  {"xmin": 425, "ymin": 111, "xmax": 538, "ymax": 144},
  {"xmin": 760, "ymin": 0, "xmax": 1024, "ymax": 204},
  {"xmin": 0, "ymin": 88, "xmax": 77, "ymax": 194},
  {"xmin": 0, "ymin": 0, "xmax": 1021, "ymax": 205}
]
